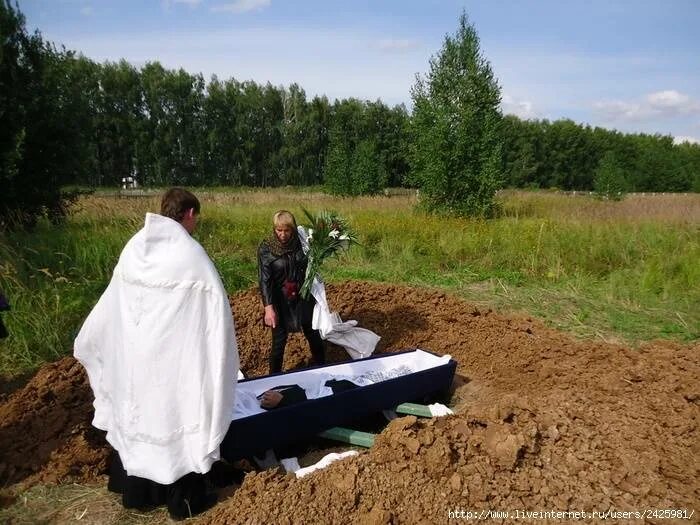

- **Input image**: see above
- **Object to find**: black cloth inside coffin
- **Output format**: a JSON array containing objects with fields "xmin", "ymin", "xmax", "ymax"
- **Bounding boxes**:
[{"xmin": 221, "ymin": 349, "xmax": 457, "ymax": 460}]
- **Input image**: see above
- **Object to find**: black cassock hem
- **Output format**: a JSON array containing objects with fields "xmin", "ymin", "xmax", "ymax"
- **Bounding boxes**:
[{"xmin": 107, "ymin": 450, "xmax": 215, "ymax": 520}]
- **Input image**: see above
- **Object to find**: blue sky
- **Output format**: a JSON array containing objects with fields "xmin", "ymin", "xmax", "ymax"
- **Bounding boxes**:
[{"xmin": 20, "ymin": 0, "xmax": 700, "ymax": 143}]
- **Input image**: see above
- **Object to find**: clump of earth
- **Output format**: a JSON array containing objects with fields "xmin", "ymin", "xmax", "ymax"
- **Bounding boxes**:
[{"xmin": 0, "ymin": 281, "xmax": 697, "ymax": 523}]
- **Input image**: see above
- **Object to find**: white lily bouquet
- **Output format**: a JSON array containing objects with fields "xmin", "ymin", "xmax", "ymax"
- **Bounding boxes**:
[{"xmin": 300, "ymin": 208, "xmax": 357, "ymax": 300}]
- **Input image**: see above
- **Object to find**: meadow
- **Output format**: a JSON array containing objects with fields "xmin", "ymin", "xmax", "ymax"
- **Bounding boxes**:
[{"xmin": 0, "ymin": 189, "xmax": 698, "ymax": 377}]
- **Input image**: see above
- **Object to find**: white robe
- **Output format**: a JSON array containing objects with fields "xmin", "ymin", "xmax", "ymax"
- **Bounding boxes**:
[{"xmin": 74, "ymin": 213, "xmax": 239, "ymax": 485}]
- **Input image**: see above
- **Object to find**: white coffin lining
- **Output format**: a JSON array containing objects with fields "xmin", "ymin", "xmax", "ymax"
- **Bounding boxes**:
[{"xmin": 232, "ymin": 349, "xmax": 451, "ymax": 421}]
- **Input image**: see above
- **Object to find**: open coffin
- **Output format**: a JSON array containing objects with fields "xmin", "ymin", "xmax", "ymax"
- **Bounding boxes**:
[{"xmin": 221, "ymin": 349, "xmax": 457, "ymax": 460}]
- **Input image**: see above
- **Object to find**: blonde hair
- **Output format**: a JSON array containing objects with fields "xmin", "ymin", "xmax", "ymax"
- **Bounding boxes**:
[{"xmin": 273, "ymin": 210, "xmax": 297, "ymax": 231}]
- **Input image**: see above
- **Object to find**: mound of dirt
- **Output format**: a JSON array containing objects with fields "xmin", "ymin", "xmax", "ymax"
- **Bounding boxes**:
[
  {"xmin": 204, "ymin": 282, "xmax": 699, "ymax": 523},
  {"xmin": 0, "ymin": 357, "xmax": 108, "ymax": 488},
  {"xmin": 1, "ymin": 281, "xmax": 698, "ymax": 522}
]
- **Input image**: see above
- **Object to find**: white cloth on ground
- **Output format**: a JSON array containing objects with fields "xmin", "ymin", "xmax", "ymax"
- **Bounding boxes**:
[
  {"xmin": 74, "ymin": 213, "xmax": 239, "ymax": 485},
  {"xmin": 294, "ymin": 451, "xmax": 359, "ymax": 478},
  {"xmin": 280, "ymin": 457, "xmax": 301, "ymax": 474},
  {"xmin": 428, "ymin": 403, "xmax": 454, "ymax": 417},
  {"xmin": 297, "ymin": 226, "xmax": 380, "ymax": 359}
]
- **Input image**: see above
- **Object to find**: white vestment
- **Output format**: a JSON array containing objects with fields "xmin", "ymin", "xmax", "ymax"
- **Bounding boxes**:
[{"xmin": 74, "ymin": 213, "xmax": 239, "ymax": 485}]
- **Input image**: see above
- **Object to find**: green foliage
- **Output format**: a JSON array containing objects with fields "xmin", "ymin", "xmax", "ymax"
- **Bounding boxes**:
[
  {"xmin": 594, "ymin": 151, "xmax": 628, "ymax": 200},
  {"xmin": 1, "ymin": 0, "xmax": 698, "ymax": 231},
  {"xmin": 276, "ymin": 85, "xmax": 328, "ymax": 186},
  {"xmin": 299, "ymin": 208, "xmax": 357, "ymax": 298},
  {"xmin": 138, "ymin": 62, "xmax": 209, "ymax": 186},
  {"xmin": 351, "ymin": 139, "xmax": 385, "ymax": 195},
  {"xmin": 324, "ymin": 130, "xmax": 352, "ymax": 194},
  {"xmin": 2, "ymin": 190, "xmax": 698, "ymax": 376},
  {"xmin": 323, "ymin": 99, "xmax": 405, "ymax": 196},
  {"xmin": 90, "ymin": 60, "xmax": 142, "ymax": 187},
  {"xmin": 410, "ymin": 12, "xmax": 504, "ymax": 217},
  {"xmin": 0, "ymin": 2, "xmax": 89, "ymax": 228},
  {"xmin": 501, "ymin": 116, "xmax": 700, "ymax": 193}
]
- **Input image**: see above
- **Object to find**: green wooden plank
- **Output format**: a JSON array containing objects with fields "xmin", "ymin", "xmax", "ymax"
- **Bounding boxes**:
[
  {"xmin": 395, "ymin": 403, "xmax": 433, "ymax": 418},
  {"xmin": 318, "ymin": 427, "xmax": 376, "ymax": 447}
]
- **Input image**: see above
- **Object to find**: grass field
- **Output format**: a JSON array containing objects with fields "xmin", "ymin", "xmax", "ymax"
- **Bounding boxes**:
[{"xmin": 1, "ymin": 188, "xmax": 698, "ymax": 377}]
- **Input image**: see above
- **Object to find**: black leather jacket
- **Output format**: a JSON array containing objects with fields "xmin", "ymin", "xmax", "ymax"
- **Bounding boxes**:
[
  {"xmin": 258, "ymin": 241, "xmax": 312, "ymax": 332},
  {"xmin": 257, "ymin": 242, "xmax": 308, "ymax": 307}
]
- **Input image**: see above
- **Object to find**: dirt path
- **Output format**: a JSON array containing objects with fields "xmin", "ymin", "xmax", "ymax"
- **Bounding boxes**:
[{"xmin": 1, "ymin": 282, "xmax": 697, "ymax": 523}]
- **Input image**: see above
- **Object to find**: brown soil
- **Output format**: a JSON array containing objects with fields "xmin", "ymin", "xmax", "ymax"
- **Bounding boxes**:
[{"xmin": 1, "ymin": 281, "xmax": 698, "ymax": 523}]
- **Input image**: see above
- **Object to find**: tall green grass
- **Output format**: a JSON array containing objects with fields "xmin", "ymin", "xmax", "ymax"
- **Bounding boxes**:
[{"xmin": 1, "ymin": 190, "xmax": 698, "ymax": 376}]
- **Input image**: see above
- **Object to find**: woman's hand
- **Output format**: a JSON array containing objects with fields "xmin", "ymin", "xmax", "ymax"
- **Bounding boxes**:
[{"xmin": 263, "ymin": 304, "xmax": 277, "ymax": 328}]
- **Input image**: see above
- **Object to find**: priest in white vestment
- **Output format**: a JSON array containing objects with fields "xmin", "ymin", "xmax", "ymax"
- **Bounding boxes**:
[{"xmin": 74, "ymin": 188, "xmax": 239, "ymax": 519}]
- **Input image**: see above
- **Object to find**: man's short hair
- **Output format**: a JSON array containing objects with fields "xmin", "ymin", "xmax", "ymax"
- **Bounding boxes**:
[{"xmin": 160, "ymin": 188, "xmax": 200, "ymax": 223}]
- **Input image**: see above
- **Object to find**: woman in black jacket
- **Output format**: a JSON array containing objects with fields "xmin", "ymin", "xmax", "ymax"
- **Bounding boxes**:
[{"xmin": 258, "ymin": 210, "xmax": 325, "ymax": 374}]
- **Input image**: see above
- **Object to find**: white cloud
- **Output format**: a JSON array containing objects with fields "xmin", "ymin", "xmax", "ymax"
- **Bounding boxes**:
[
  {"xmin": 648, "ymin": 90, "xmax": 691, "ymax": 109},
  {"xmin": 593, "ymin": 90, "xmax": 700, "ymax": 122},
  {"xmin": 376, "ymin": 38, "xmax": 418, "ymax": 52},
  {"xmin": 501, "ymin": 94, "xmax": 537, "ymax": 120},
  {"xmin": 593, "ymin": 99, "xmax": 649, "ymax": 121},
  {"xmin": 80, "ymin": 6, "xmax": 93, "ymax": 16},
  {"xmin": 673, "ymin": 135, "xmax": 700, "ymax": 145},
  {"xmin": 210, "ymin": 0, "xmax": 270, "ymax": 13},
  {"xmin": 484, "ymin": 44, "xmax": 700, "ymax": 135}
]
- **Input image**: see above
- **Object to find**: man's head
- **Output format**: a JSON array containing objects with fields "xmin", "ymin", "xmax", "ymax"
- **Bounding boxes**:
[{"xmin": 160, "ymin": 188, "xmax": 200, "ymax": 234}]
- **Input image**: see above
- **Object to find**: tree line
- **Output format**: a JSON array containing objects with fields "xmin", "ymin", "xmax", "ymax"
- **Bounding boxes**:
[
  {"xmin": 502, "ymin": 116, "xmax": 700, "ymax": 193},
  {"xmin": 1, "ymin": 2, "xmax": 699, "ymax": 226}
]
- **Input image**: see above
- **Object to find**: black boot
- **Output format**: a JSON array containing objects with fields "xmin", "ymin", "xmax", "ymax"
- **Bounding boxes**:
[{"xmin": 167, "ymin": 472, "xmax": 217, "ymax": 520}]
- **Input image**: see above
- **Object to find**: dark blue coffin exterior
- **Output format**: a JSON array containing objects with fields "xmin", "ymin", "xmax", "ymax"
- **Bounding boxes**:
[{"xmin": 221, "ymin": 349, "xmax": 457, "ymax": 460}]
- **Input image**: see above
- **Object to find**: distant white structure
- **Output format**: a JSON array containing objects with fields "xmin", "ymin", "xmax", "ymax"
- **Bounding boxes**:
[{"xmin": 121, "ymin": 176, "xmax": 139, "ymax": 189}]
